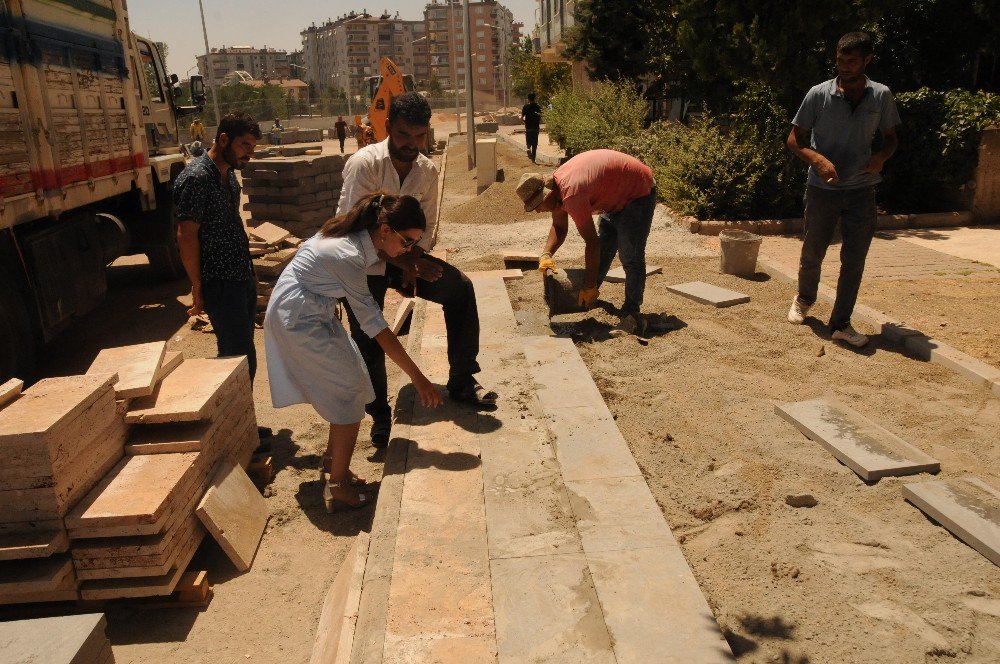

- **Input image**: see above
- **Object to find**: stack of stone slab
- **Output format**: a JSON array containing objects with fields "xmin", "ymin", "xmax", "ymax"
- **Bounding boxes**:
[
  {"xmin": 242, "ymin": 154, "xmax": 346, "ymax": 240},
  {"xmin": 260, "ymin": 127, "xmax": 323, "ymax": 145},
  {"xmin": 0, "ymin": 373, "xmax": 125, "ymax": 605},
  {"xmin": 247, "ymin": 221, "xmax": 303, "ymax": 311},
  {"xmin": 0, "ymin": 613, "xmax": 114, "ymax": 663},
  {"xmin": 66, "ymin": 356, "xmax": 259, "ymax": 601}
]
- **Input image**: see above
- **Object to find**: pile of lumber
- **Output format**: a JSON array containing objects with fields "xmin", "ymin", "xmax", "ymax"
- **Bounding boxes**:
[
  {"xmin": 0, "ymin": 342, "xmax": 261, "ymax": 605},
  {"xmin": 242, "ymin": 154, "xmax": 346, "ymax": 240}
]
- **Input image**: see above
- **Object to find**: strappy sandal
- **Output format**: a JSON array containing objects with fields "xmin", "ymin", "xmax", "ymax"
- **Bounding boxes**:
[
  {"xmin": 319, "ymin": 455, "xmax": 369, "ymax": 487},
  {"xmin": 448, "ymin": 380, "xmax": 498, "ymax": 408},
  {"xmin": 323, "ymin": 481, "xmax": 370, "ymax": 513}
]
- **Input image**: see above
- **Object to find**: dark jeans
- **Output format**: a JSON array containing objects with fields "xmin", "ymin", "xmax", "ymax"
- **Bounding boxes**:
[
  {"xmin": 202, "ymin": 278, "xmax": 258, "ymax": 381},
  {"xmin": 344, "ymin": 255, "xmax": 481, "ymax": 424},
  {"xmin": 525, "ymin": 129, "xmax": 539, "ymax": 161},
  {"xmin": 797, "ymin": 185, "xmax": 877, "ymax": 331},
  {"xmin": 596, "ymin": 188, "xmax": 657, "ymax": 314},
  {"xmin": 337, "ymin": 136, "xmax": 346, "ymax": 153}
]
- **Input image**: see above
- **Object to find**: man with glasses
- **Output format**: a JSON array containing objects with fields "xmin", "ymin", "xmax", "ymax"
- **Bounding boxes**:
[{"xmin": 338, "ymin": 92, "xmax": 497, "ymax": 450}]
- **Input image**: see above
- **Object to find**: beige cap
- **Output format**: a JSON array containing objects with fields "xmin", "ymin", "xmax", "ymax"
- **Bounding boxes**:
[{"xmin": 515, "ymin": 172, "xmax": 552, "ymax": 212}]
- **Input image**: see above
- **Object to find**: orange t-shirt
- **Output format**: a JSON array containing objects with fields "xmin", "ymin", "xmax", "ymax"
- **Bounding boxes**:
[{"xmin": 552, "ymin": 149, "xmax": 654, "ymax": 229}]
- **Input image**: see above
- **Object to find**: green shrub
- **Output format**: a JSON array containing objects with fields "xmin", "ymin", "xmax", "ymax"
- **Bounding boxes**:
[
  {"xmin": 544, "ymin": 81, "xmax": 647, "ymax": 156},
  {"xmin": 882, "ymin": 88, "xmax": 1000, "ymax": 212}
]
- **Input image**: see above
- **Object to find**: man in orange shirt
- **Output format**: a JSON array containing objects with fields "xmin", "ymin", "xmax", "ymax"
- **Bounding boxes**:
[{"xmin": 517, "ymin": 149, "xmax": 656, "ymax": 332}]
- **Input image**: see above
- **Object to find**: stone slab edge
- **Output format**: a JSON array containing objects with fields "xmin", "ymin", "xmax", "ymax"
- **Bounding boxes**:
[
  {"xmin": 310, "ymin": 531, "xmax": 371, "ymax": 664},
  {"xmin": 902, "ymin": 478, "xmax": 1000, "ymax": 567},
  {"xmin": 758, "ymin": 254, "xmax": 1000, "ymax": 397}
]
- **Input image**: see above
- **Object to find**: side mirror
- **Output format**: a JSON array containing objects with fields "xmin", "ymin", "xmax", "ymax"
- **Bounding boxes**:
[{"xmin": 190, "ymin": 75, "xmax": 206, "ymax": 104}]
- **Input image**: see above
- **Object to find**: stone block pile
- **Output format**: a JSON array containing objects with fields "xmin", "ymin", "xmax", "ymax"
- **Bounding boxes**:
[{"xmin": 242, "ymin": 154, "xmax": 346, "ymax": 240}]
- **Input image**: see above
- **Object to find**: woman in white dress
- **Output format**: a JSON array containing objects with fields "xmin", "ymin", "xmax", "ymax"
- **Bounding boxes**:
[{"xmin": 265, "ymin": 192, "xmax": 442, "ymax": 511}]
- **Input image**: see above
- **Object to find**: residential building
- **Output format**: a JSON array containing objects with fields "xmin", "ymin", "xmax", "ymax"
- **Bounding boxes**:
[
  {"xmin": 288, "ymin": 50, "xmax": 306, "ymax": 80},
  {"xmin": 535, "ymin": 0, "xmax": 589, "ymax": 87},
  {"xmin": 424, "ymin": 0, "xmax": 515, "ymax": 103},
  {"xmin": 196, "ymin": 45, "xmax": 291, "ymax": 84}
]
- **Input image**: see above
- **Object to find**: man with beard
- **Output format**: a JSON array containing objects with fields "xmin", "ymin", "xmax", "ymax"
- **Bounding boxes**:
[
  {"xmin": 786, "ymin": 31, "xmax": 900, "ymax": 347},
  {"xmin": 338, "ymin": 92, "xmax": 497, "ymax": 449},
  {"xmin": 175, "ymin": 112, "xmax": 267, "ymax": 413}
]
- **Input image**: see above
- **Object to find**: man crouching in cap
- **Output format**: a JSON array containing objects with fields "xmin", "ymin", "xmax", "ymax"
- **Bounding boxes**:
[{"xmin": 516, "ymin": 149, "xmax": 656, "ymax": 333}]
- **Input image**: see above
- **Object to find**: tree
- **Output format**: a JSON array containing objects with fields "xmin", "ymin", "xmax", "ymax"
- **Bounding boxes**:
[
  {"xmin": 509, "ymin": 38, "xmax": 571, "ymax": 105},
  {"xmin": 562, "ymin": 0, "xmax": 670, "ymax": 83}
]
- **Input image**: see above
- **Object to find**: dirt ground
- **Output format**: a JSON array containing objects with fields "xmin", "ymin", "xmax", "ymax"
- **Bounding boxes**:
[{"xmin": 436, "ymin": 140, "xmax": 1000, "ymax": 663}]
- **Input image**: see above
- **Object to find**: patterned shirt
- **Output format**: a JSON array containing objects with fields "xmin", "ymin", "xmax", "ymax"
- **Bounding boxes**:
[{"xmin": 174, "ymin": 154, "xmax": 253, "ymax": 281}]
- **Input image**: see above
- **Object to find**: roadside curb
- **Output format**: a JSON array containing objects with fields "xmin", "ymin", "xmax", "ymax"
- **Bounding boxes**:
[
  {"xmin": 673, "ymin": 210, "xmax": 975, "ymax": 236},
  {"xmin": 757, "ymin": 254, "xmax": 1000, "ymax": 397}
]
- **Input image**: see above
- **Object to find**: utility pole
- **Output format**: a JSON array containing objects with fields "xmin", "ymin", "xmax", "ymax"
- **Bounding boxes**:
[
  {"xmin": 449, "ymin": 0, "xmax": 460, "ymax": 134},
  {"xmin": 197, "ymin": 0, "xmax": 221, "ymax": 126},
  {"xmin": 462, "ymin": 0, "xmax": 475, "ymax": 167}
]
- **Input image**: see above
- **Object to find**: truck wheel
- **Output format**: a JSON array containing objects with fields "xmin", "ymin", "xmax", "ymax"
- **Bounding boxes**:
[
  {"xmin": 144, "ymin": 187, "xmax": 186, "ymax": 281},
  {"xmin": 0, "ymin": 286, "xmax": 37, "ymax": 383}
]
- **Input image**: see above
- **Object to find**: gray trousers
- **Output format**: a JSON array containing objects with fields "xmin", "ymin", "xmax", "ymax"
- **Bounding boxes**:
[{"xmin": 797, "ymin": 185, "xmax": 877, "ymax": 331}]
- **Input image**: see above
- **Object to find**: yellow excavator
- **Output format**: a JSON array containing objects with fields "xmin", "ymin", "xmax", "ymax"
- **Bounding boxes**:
[{"xmin": 355, "ymin": 57, "xmax": 434, "ymax": 153}]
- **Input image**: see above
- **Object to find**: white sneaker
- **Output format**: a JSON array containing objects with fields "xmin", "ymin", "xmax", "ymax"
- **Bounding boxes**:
[
  {"xmin": 832, "ymin": 325, "xmax": 869, "ymax": 347},
  {"xmin": 787, "ymin": 296, "xmax": 811, "ymax": 324}
]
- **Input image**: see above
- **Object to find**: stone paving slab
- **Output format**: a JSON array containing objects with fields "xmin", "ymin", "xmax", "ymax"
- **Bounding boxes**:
[
  {"xmin": 903, "ymin": 335, "xmax": 1000, "ymax": 387},
  {"xmin": 889, "ymin": 225, "xmax": 1000, "ymax": 268},
  {"xmin": 605, "ymin": 265, "xmax": 661, "ymax": 283},
  {"xmin": 0, "ymin": 613, "xmax": 108, "ymax": 664},
  {"xmin": 542, "ymin": 406, "xmax": 642, "ymax": 482},
  {"xmin": 776, "ymin": 398, "xmax": 940, "ymax": 481},
  {"xmin": 903, "ymin": 477, "xmax": 1000, "ymax": 567},
  {"xmin": 667, "ymin": 281, "xmax": 751, "ymax": 307},
  {"xmin": 565, "ymin": 476, "xmax": 678, "ymax": 554},
  {"xmin": 522, "ymin": 337, "xmax": 607, "ymax": 410}
]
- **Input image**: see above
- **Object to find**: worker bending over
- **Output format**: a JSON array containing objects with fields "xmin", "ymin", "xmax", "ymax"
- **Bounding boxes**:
[{"xmin": 517, "ymin": 149, "xmax": 656, "ymax": 333}]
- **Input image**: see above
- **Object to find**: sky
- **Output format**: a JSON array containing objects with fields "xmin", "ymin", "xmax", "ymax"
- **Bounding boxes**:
[{"xmin": 127, "ymin": 0, "xmax": 539, "ymax": 79}]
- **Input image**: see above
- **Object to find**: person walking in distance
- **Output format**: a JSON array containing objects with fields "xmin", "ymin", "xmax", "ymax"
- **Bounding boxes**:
[
  {"xmin": 786, "ymin": 31, "xmax": 900, "ymax": 347},
  {"xmin": 521, "ymin": 93, "xmax": 542, "ymax": 162},
  {"xmin": 334, "ymin": 115, "xmax": 348, "ymax": 153},
  {"xmin": 174, "ymin": 112, "xmax": 273, "ymax": 441}
]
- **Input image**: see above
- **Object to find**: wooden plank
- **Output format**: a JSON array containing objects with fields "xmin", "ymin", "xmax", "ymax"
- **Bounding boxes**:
[
  {"xmin": 196, "ymin": 461, "xmax": 268, "ymax": 572},
  {"xmin": 605, "ymin": 265, "xmax": 661, "ymax": 283},
  {"xmin": 903, "ymin": 477, "xmax": 1000, "ymax": 566},
  {"xmin": 390, "ymin": 298, "xmax": 415, "ymax": 336},
  {"xmin": 0, "ymin": 378, "xmax": 23, "ymax": 411},
  {"xmin": 86, "ymin": 341, "xmax": 167, "ymax": 399},
  {"xmin": 248, "ymin": 221, "xmax": 291, "ymax": 246},
  {"xmin": 125, "ymin": 357, "xmax": 247, "ymax": 424},
  {"xmin": 0, "ymin": 528, "xmax": 68, "ymax": 561},
  {"xmin": 0, "ymin": 374, "xmax": 117, "ymax": 444},
  {"xmin": 775, "ymin": 398, "xmax": 940, "ymax": 481}
]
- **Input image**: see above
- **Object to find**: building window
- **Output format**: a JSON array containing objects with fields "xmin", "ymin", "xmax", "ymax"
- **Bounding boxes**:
[
  {"xmin": 477, "ymin": 54, "xmax": 485, "ymax": 61},
  {"xmin": 478, "ymin": 66, "xmax": 486, "ymax": 73},
  {"xmin": 479, "ymin": 77, "xmax": 486, "ymax": 85},
  {"xmin": 476, "ymin": 30, "xmax": 485, "ymax": 38}
]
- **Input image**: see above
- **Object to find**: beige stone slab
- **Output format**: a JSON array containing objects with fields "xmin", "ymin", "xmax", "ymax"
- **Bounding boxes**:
[
  {"xmin": 0, "ymin": 613, "xmax": 107, "ymax": 664},
  {"xmin": 0, "ymin": 377, "xmax": 23, "ymax": 410},
  {"xmin": 776, "ymin": 398, "xmax": 940, "ymax": 481},
  {"xmin": 588, "ymin": 546, "xmax": 734, "ymax": 663},
  {"xmin": 390, "ymin": 298, "xmax": 414, "ymax": 336},
  {"xmin": 666, "ymin": 281, "xmax": 750, "ymax": 308},
  {"xmin": 0, "ymin": 373, "xmax": 117, "ymax": 445},
  {"xmin": 87, "ymin": 341, "xmax": 167, "ymax": 399},
  {"xmin": 565, "ymin": 476, "xmax": 679, "ymax": 554},
  {"xmin": 502, "ymin": 249, "xmax": 542, "ymax": 263},
  {"xmin": 126, "ymin": 356, "xmax": 247, "ymax": 423},
  {"xmin": 196, "ymin": 461, "xmax": 268, "ymax": 572},
  {"xmin": 248, "ymin": 221, "xmax": 291, "ymax": 245},
  {"xmin": 74, "ymin": 517, "xmax": 204, "ymax": 579},
  {"xmin": 78, "ymin": 531, "xmax": 199, "ymax": 600},
  {"xmin": 125, "ymin": 419, "xmax": 211, "ymax": 455},
  {"xmin": 0, "ymin": 553, "xmax": 74, "ymax": 593},
  {"xmin": 310, "ymin": 533, "xmax": 369, "ymax": 664},
  {"xmin": 466, "ymin": 268, "xmax": 523, "ymax": 281},
  {"xmin": 903, "ymin": 335, "xmax": 1000, "ymax": 387},
  {"xmin": 604, "ymin": 265, "xmax": 661, "ymax": 283},
  {"xmin": 490, "ymin": 553, "xmax": 616, "ymax": 663},
  {"xmin": 543, "ymin": 406, "xmax": 643, "ymax": 482},
  {"xmin": 383, "ymin": 635, "xmax": 497, "ymax": 664},
  {"xmin": 0, "ymin": 527, "xmax": 67, "ymax": 561},
  {"xmin": 903, "ymin": 477, "xmax": 1000, "ymax": 566},
  {"xmin": 522, "ymin": 336, "xmax": 607, "ymax": 410},
  {"xmin": 154, "ymin": 350, "xmax": 184, "ymax": 383}
]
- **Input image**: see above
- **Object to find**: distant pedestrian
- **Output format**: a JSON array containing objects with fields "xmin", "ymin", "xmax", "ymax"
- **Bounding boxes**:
[
  {"xmin": 516, "ymin": 149, "xmax": 656, "ymax": 334},
  {"xmin": 334, "ymin": 115, "xmax": 348, "ymax": 153},
  {"xmin": 189, "ymin": 117, "xmax": 205, "ymax": 143},
  {"xmin": 521, "ymin": 93, "xmax": 542, "ymax": 162},
  {"xmin": 786, "ymin": 31, "xmax": 900, "ymax": 347},
  {"xmin": 270, "ymin": 117, "xmax": 283, "ymax": 145}
]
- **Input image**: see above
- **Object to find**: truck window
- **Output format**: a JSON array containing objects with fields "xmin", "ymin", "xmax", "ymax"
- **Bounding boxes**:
[{"xmin": 138, "ymin": 41, "xmax": 164, "ymax": 103}]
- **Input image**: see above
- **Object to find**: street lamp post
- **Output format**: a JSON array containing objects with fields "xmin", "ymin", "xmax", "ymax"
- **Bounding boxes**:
[
  {"xmin": 462, "ymin": 0, "xmax": 475, "ymax": 167},
  {"xmin": 448, "ymin": 0, "xmax": 460, "ymax": 134},
  {"xmin": 197, "ymin": 0, "xmax": 221, "ymax": 125}
]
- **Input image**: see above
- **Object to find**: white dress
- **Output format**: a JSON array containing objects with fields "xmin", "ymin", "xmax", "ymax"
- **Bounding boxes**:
[{"xmin": 264, "ymin": 230, "xmax": 388, "ymax": 424}]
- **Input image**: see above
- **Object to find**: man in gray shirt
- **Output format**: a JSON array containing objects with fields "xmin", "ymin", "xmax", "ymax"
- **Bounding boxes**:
[{"xmin": 786, "ymin": 31, "xmax": 900, "ymax": 347}]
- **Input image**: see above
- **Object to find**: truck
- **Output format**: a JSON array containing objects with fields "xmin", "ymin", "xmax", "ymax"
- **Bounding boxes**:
[{"xmin": 0, "ymin": 0, "xmax": 202, "ymax": 382}]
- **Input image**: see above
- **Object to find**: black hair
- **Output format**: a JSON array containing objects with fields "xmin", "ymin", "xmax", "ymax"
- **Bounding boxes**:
[
  {"xmin": 321, "ymin": 192, "xmax": 426, "ymax": 238},
  {"xmin": 837, "ymin": 32, "xmax": 873, "ymax": 57},
  {"xmin": 216, "ymin": 111, "xmax": 262, "ymax": 142},
  {"xmin": 527, "ymin": 93, "xmax": 536, "ymax": 101},
  {"xmin": 388, "ymin": 91, "xmax": 432, "ymax": 126}
]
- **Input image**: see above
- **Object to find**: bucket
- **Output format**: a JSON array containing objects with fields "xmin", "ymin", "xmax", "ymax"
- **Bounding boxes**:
[{"xmin": 719, "ymin": 230, "xmax": 762, "ymax": 277}]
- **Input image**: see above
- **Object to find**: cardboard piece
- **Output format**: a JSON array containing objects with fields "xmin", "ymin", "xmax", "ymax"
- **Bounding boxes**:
[
  {"xmin": 87, "ymin": 341, "xmax": 167, "ymax": 399},
  {"xmin": 903, "ymin": 477, "xmax": 1000, "ymax": 566},
  {"xmin": 666, "ymin": 281, "xmax": 750, "ymax": 307},
  {"xmin": 196, "ymin": 462, "xmax": 269, "ymax": 572},
  {"xmin": 776, "ymin": 398, "xmax": 940, "ymax": 481}
]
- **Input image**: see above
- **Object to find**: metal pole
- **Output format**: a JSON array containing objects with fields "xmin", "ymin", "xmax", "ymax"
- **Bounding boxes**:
[
  {"xmin": 197, "ymin": 0, "xmax": 221, "ymax": 126},
  {"xmin": 462, "ymin": 0, "xmax": 475, "ymax": 167},
  {"xmin": 449, "ymin": 1, "xmax": 460, "ymax": 134}
]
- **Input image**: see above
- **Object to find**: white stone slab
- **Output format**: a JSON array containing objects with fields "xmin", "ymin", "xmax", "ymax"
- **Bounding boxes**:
[
  {"xmin": 776, "ymin": 398, "xmax": 940, "ymax": 481},
  {"xmin": 522, "ymin": 336, "xmax": 607, "ymax": 410},
  {"xmin": 666, "ymin": 281, "xmax": 750, "ymax": 308},
  {"xmin": 903, "ymin": 477, "xmax": 1000, "ymax": 567},
  {"xmin": 604, "ymin": 265, "xmax": 661, "ymax": 283}
]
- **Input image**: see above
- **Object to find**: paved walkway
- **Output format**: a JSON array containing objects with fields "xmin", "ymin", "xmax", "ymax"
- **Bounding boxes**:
[
  {"xmin": 887, "ymin": 225, "xmax": 1000, "ymax": 268},
  {"xmin": 496, "ymin": 126, "xmax": 566, "ymax": 166}
]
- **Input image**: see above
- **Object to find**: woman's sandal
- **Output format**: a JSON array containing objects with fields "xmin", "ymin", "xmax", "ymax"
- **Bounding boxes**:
[
  {"xmin": 323, "ymin": 481, "xmax": 370, "ymax": 513},
  {"xmin": 448, "ymin": 380, "xmax": 498, "ymax": 408},
  {"xmin": 319, "ymin": 456, "xmax": 369, "ymax": 487}
]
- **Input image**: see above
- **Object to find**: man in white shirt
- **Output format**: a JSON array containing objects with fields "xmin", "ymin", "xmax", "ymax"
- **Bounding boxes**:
[{"xmin": 339, "ymin": 92, "xmax": 497, "ymax": 449}]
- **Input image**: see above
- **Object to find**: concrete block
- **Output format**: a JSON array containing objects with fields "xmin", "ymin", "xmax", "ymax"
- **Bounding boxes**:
[
  {"xmin": 903, "ymin": 335, "xmax": 1000, "ymax": 387},
  {"xmin": 666, "ymin": 281, "xmax": 750, "ymax": 308},
  {"xmin": 604, "ymin": 265, "xmax": 661, "ymax": 283},
  {"xmin": 196, "ymin": 461, "xmax": 268, "ymax": 572},
  {"xmin": 881, "ymin": 321, "xmax": 923, "ymax": 344},
  {"xmin": 476, "ymin": 138, "xmax": 497, "ymax": 190},
  {"xmin": 776, "ymin": 398, "xmax": 940, "ymax": 481},
  {"xmin": 903, "ymin": 477, "xmax": 1000, "ymax": 566}
]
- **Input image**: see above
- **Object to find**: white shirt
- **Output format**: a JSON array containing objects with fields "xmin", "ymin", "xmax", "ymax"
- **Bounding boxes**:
[{"xmin": 337, "ymin": 138, "xmax": 439, "ymax": 274}]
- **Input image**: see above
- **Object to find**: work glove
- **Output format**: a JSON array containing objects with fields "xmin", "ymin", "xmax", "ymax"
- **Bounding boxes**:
[
  {"xmin": 577, "ymin": 287, "xmax": 600, "ymax": 308},
  {"xmin": 537, "ymin": 253, "xmax": 557, "ymax": 274}
]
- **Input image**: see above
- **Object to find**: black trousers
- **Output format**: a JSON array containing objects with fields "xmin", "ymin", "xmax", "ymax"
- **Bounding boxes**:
[
  {"xmin": 344, "ymin": 255, "xmax": 481, "ymax": 424},
  {"xmin": 525, "ymin": 129, "xmax": 539, "ymax": 160},
  {"xmin": 337, "ymin": 135, "xmax": 346, "ymax": 153},
  {"xmin": 202, "ymin": 278, "xmax": 258, "ymax": 381}
]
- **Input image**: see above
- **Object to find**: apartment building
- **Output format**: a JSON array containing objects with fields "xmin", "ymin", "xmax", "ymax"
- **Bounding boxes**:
[
  {"xmin": 301, "ymin": 12, "xmax": 426, "ymax": 98},
  {"xmin": 424, "ymin": 0, "xmax": 514, "ymax": 102},
  {"xmin": 535, "ymin": 0, "xmax": 589, "ymax": 87},
  {"xmin": 196, "ymin": 46, "xmax": 291, "ymax": 83}
]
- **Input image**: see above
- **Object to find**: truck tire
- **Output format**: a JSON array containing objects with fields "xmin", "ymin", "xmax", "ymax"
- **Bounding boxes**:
[
  {"xmin": 144, "ymin": 185, "xmax": 186, "ymax": 281},
  {"xmin": 0, "ymin": 286, "xmax": 37, "ymax": 383}
]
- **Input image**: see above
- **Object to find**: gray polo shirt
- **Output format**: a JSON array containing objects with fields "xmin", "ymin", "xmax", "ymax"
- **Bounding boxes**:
[{"xmin": 792, "ymin": 77, "xmax": 901, "ymax": 190}]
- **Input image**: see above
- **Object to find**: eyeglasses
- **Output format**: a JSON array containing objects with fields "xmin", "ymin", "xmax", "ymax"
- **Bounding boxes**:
[{"xmin": 384, "ymin": 224, "xmax": 419, "ymax": 249}]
